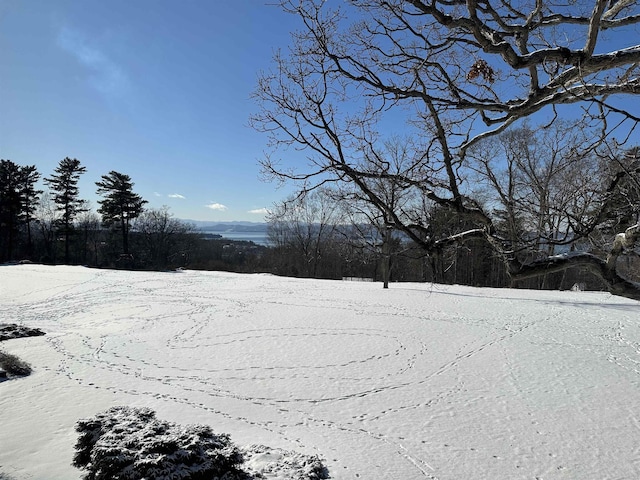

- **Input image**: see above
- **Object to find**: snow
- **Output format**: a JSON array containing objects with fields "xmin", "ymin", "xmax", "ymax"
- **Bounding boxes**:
[{"xmin": 1, "ymin": 264, "xmax": 639, "ymax": 480}]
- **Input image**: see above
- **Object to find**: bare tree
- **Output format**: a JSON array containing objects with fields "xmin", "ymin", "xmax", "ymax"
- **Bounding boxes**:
[
  {"xmin": 330, "ymin": 136, "xmax": 422, "ymax": 287},
  {"xmin": 267, "ymin": 190, "xmax": 343, "ymax": 278},
  {"xmin": 34, "ymin": 192, "xmax": 61, "ymax": 263},
  {"xmin": 134, "ymin": 207, "xmax": 195, "ymax": 269},
  {"xmin": 252, "ymin": 0, "xmax": 640, "ymax": 299},
  {"xmin": 76, "ymin": 206, "xmax": 103, "ymax": 266}
]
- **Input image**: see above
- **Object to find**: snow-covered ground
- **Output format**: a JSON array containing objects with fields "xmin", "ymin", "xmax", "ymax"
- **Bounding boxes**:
[{"xmin": 1, "ymin": 264, "xmax": 639, "ymax": 480}]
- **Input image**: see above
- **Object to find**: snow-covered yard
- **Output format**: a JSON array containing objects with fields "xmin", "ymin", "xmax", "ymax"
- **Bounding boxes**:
[{"xmin": 1, "ymin": 265, "xmax": 639, "ymax": 479}]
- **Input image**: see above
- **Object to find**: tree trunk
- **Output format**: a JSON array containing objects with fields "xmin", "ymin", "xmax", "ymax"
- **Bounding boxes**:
[
  {"xmin": 64, "ymin": 221, "xmax": 70, "ymax": 264},
  {"xmin": 122, "ymin": 217, "xmax": 129, "ymax": 255},
  {"xmin": 381, "ymin": 227, "xmax": 392, "ymax": 289}
]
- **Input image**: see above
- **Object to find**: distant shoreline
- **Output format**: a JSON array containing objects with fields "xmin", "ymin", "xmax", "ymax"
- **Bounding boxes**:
[{"xmin": 198, "ymin": 229, "xmax": 270, "ymax": 246}]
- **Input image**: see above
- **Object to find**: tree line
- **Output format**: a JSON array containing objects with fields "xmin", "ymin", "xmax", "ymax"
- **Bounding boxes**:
[
  {"xmin": 2, "ymin": 142, "xmax": 639, "ymax": 296},
  {"xmin": 256, "ymin": 150, "xmax": 639, "ymax": 293},
  {"xmin": 0, "ymin": 156, "xmax": 268, "ymax": 273},
  {"xmin": 0, "ymin": 157, "xmax": 194, "ymax": 269}
]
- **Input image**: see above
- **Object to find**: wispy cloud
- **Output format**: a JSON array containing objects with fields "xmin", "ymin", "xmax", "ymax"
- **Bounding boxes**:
[
  {"xmin": 153, "ymin": 192, "xmax": 162, "ymax": 197},
  {"xmin": 248, "ymin": 208, "xmax": 269, "ymax": 215},
  {"xmin": 168, "ymin": 194, "xmax": 186, "ymax": 199},
  {"xmin": 57, "ymin": 27, "xmax": 130, "ymax": 99},
  {"xmin": 206, "ymin": 202, "xmax": 228, "ymax": 211}
]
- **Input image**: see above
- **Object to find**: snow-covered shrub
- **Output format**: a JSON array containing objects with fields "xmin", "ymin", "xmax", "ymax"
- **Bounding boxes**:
[
  {"xmin": 241, "ymin": 444, "xmax": 329, "ymax": 480},
  {"xmin": 0, "ymin": 350, "xmax": 32, "ymax": 376},
  {"xmin": 0, "ymin": 323, "xmax": 45, "ymax": 342},
  {"xmin": 73, "ymin": 406, "xmax": 244, "ymax": 480}
]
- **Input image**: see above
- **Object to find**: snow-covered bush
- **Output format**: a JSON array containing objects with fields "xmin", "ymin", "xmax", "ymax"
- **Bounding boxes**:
[
  {"xmin": 0, "ymin": 324, "xmax": 45, "ymax": 341},
  {"xmin": 241, "ymin": 444, "xmax": 329, "ymax": 480},
  {"xmin": 0, "ymin": 350, "xmax": 32, "ymax": 377},
  {"xmin": 73, "ymin": 406, "xmax": 245, "ymax": 480}
]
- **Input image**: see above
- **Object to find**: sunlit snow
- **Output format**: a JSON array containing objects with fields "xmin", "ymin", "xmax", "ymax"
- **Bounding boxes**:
[{"xmin": 1, "ymin": 265, "xmax": 639, "ymax": 479}]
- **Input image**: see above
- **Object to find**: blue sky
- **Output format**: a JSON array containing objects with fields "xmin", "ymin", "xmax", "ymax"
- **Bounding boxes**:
[
  {"xmin": 0, "ymin": 0, "xmax": 300, "ymax": 222},
  {"xmin": 3, "ymin": 2, "xmax": 639, "ymax": 223}
]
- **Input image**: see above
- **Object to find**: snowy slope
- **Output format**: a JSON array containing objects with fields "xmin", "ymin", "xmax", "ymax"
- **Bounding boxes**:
[{"xmin": 0, "ymin": 265, "xmax": 639, "ymax": 480}]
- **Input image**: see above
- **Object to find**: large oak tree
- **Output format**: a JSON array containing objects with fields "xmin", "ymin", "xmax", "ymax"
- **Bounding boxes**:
[{"xmin": 252, "ymin": 0, "xmax": 640, "ymax": 299}]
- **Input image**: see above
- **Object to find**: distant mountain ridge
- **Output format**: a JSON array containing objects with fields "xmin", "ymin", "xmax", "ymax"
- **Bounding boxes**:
[{"xmin": 182, "ymin": 220, "xmax": 268, "ymax": 233}]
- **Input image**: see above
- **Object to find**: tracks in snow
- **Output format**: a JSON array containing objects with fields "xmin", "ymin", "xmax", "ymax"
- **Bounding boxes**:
[{"xmin": 4, "ymin": 267, "xmax": 639, "ymax": 479}]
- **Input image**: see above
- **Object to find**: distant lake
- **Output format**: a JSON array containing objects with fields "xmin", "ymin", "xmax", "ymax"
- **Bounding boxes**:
[{"xmin": 199, "ymin": 229, "xmax": 270, "ymax": 246}]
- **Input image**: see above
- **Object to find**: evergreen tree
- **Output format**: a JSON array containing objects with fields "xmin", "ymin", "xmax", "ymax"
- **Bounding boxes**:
[
  {"xmin": 44, "ymin": 157, "xmax": 87, "ymax": 264},
  {"xmin": 96, "ymin": 171, "xmax": 147, "ymax": 256},
  {"xmin": 0, "ymin": 160, "xmax": 41, "ymax": 261},
  {"xmin": 0, "ymin": 160, "xmax": 24, "ymax": 261},
  {"xmin": 19, "ymin": 165, "xmax": 42, "ymax": 257}
]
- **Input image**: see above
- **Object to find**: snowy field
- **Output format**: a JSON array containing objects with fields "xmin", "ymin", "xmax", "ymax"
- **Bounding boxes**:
[{"xmin": 1, "ymin": 264, "xmax": 639, "ymax": 480}]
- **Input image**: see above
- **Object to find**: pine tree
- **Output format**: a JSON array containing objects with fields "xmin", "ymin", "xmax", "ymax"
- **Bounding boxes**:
[
  {"xmin": 0, "ymin": 161, "xmax": 42, "ymax": 261},
  {"xmin": 0, "ymin": 160, "xmax": 24, "ymax": 261},
  {"xmin": 44, "ymin": 157, "xmax": 87, "ymax": 264},
  {"xmin": 19, "ymin": 165, "xmax": 42, "ymax": 257},
  {"xmin": 96, "ymin": 171, "xmax": 147, "ymax": 256}
]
